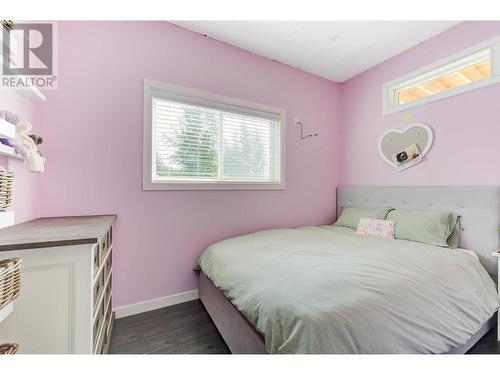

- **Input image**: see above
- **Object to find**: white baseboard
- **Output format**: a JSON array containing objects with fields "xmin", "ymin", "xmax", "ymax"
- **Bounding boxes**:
[{"xmin": 114, "ymin": 289, "xmax": 199, "ymax": 319}]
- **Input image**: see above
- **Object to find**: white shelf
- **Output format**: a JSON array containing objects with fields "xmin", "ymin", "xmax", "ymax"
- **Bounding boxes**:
[
  {"xmin": 0, "ymin": 211, "xmax": 15, "ymax": 229},
  {"xmin": 0, "ymin": 143, "xmax": 22, "ymax": 159},
  {"xmin": 0, "ymin": 118, "xmax": 16, "ymax": 140},
  {"xmin": 15, "ymin": 86, "xmax": 46, "ymax": 102},
  {"xmin": 0, "ymin": 302, "xmax": 14, "ymax": 323}
]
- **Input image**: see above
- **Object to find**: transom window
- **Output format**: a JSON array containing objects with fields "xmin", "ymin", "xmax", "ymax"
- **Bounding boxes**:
[
  {"xmin": 397, "ymin": 49, "xmax": 491, "ymax": 105},
  {"xmin": 143, "ymin": 80, "xmax": 285, "ymax": 190},
  {"xmin": 383, "ymin": 36, "xmax": 500, "ymax": 114}
]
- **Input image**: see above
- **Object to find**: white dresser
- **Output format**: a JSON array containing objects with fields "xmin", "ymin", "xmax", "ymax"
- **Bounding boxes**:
[{"xmin": 0, "ymin": 215, "xmax": 115, "ymax": 354}]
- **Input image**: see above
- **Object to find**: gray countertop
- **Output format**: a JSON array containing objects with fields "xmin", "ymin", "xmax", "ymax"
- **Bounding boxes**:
[{"xmin": 0, "ymin": 215, "xmax": 116, "ymax": 251}]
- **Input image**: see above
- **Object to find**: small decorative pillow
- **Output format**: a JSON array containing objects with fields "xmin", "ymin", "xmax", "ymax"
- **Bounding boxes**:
[
  {"xmin": 334, "ymin": 207, "xmax": 393, "ymax": 230},
  {"xmin": 356, "ymin": 218, "xmax": 395, "ymax": 239}
]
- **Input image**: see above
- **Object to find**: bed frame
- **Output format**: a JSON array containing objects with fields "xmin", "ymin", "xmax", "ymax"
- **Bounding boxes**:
[{"xmin": 199, "ymin": 186, "xmax": 500, "ymax": 354}]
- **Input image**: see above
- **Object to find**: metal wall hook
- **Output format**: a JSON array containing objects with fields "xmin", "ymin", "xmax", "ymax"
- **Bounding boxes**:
[{"xmin": 295, "ymin": 118, "xmax": 319, "ymax": 140}]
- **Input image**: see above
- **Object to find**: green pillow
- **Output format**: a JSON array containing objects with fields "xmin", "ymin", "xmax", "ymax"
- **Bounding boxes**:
[
  {"xmin": 387, "ymin": 210, "xmax": 460, "ymax": 248},
  {"xmin": 334, "ymin": 207, "xmax": 393, "ymax": 230}
]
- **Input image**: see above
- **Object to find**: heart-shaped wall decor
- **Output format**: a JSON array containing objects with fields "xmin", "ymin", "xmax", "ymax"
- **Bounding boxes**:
[{"xmin": 378, "ymin": 122, "xmax": 433, "ymax": 168}]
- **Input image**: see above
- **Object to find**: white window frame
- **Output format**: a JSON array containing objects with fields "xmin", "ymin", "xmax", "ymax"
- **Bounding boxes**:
[
  {"xmin": 143, "ymin": 79, "xmax": 286, "ymax": 191},
  {"xmin": 383, "ymin": 35, "xmax": 500, "ymax": 115}
]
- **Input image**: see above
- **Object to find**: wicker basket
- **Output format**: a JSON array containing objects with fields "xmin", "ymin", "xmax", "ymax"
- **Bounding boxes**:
[
  {"xmin": 0, "ymin": 258, "xmax": 22, "ymax": 310},
  {"xmin": 0, "ymin": 170, "xmax": 14, "ymax": 211},
  {"xmin": 0, "ymin": 343, "xmax": 19, "ymax": 354}
]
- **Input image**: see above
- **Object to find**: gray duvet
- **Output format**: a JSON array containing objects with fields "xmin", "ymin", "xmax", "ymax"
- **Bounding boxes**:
[{"xmin": 197, "ymin": 226, "xmax": 499, "ymax": 354}]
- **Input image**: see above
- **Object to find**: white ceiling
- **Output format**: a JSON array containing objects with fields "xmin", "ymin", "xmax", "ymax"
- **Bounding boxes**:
[{"xmin": 172, "ymin": 21, "xmax": 460, "ymax": 83}]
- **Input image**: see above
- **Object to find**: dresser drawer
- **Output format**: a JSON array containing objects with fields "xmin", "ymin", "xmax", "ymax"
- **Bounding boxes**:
[
  {"xmin": 92, "ymin": 244, "xmax": 100, "ymax": 277},
  {"xmin": 94, "ymin": 326, "xmax": 106, "ymax": 354},
  {"xmin": 99, "ymin": 227, "xmax": 113, "ymax": 263},
  {"xmin": 104, "ymin": 300, "xmax": 112, "ymax": 331},
  {"xmin": 99, "ymin": 236, "xmax": 107, "ymax": 263},
  {"xmin": 104, "ymin": 275, "xmax": 112, "ymax": 304},
  {"xmin": 94, "ymin": 293, "xmax": 112, "ymax": 354},
  {"xmin": 93, "ymin": 301, "xmax": 105, "ymax": 344},
  {"xmin": 93, "ymin": 271, "xmax": 105, "ymax": 310},
  {"xmin": 101, "ymin": 314, "xmax": 112, "ymax": 353},
  {"xmin": 104, "ymin": 250, "xmax": 112, "ymax": 279},
  {"xmin": 100, "ymin": 329, "xmax": 109, "ymax": 354}
]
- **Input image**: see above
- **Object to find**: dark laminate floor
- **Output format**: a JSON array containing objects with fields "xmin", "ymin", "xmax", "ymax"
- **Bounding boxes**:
[
  {"xmin": 110, "ymin": 299, "xmax": 230, "ymax": 354},
  {"xmin": 110, "ymin": 300, "xmax": 499, "ymax": 354},
  {"xmin": 466, "ymin": 323, "xmax": 500, "ymax": 354}
]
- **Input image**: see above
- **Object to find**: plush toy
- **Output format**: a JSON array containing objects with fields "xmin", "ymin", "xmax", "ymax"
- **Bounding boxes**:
[
  {"xmin": 14, "ymin": 120, "xmax": 45, "ymax": 173},
  {"xmin": 29, "ymin": 134, "xmax": 44, "ymax": 157},
  {"xmin": 0, "ymin": 110, "xmax": 45, "ymax": 173}
]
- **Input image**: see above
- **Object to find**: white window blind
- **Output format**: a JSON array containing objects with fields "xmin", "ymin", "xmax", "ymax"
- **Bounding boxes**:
[{"xmin": 147, "ymin": 85, "xmax": 283, "ymax": 189}]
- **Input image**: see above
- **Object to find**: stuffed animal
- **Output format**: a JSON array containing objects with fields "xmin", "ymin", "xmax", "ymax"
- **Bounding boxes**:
[
  {"xmin": 0, "ymin": 110, "xmax": 45, "ymax": 173},
  {"xmin": 29, "ymin": 134, "xmax": 44, "ymax": 157},
  {"xmin": 14, "ymin": 120, "xmax": 45, "ymax": 173}
]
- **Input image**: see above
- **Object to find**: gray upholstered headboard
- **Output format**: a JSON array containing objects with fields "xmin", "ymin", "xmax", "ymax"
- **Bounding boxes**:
[{"xmin": 337, "ymin": 186, "xmax": 500, "ymax": 278}]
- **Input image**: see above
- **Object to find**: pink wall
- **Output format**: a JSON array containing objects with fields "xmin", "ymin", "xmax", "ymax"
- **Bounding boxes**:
[
  {"xmin": 34, "ymin": 21, "xmax": 500, "ymax": 310},
  {"xmin": 0, "ymin": 92, "xmax": 41, "ymax": 223},
  {"xmin": 340, "ymin": 21, "xmax": 500, "ymax": 186},
  {"xmin": 37, "ymin": 22, "xmax": 342, "ymax": 308}
]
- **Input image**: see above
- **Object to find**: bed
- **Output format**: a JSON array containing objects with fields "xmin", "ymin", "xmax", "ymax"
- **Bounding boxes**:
[{"xmin": 196, "ymin": 186, "xmax": 500, "ymax": 354}]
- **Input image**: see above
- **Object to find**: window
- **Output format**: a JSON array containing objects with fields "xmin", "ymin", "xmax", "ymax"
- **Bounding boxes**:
[
  {"xmin": 143, "ymin": 80, "xmax": 285, "ymax": 190},
  {"xmin": 383, "ymin": 36, "xmax": 500, "ymax": 114}
]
